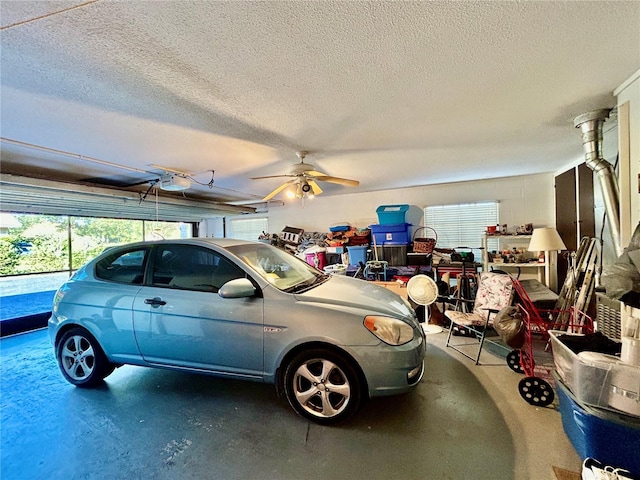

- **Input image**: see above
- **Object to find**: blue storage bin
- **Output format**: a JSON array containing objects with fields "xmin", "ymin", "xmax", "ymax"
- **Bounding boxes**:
[
  {"xmin": 347, "ymin": 245, "xmax": 369, "ymax": 266},
  {"xmin": 555, "ymin": 373, "xmax": 640, "ymax": 477},
  {"xmin": 376, "ymin": 204, "xmax": 409, "ymax": 225},
  {"xmin": 369, "ymin": 223, "xmax": 411, "ymax": 245}
]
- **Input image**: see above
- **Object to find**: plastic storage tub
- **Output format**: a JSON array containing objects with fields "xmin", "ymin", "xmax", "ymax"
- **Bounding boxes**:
[
  {"xmin": 575, "ymin": 351, "xmax": 640, "ymax": 417},
  {"xmin": 374, "ymin": 246, "xmax": 408, "ymax": 266},
  {"xmin": 346, "ymin": 245, "xmax": 368, "ymax": 266},
  {"xmin": 549, "ymin": 330, "xmax": 639, "ymax": 417},
  {"xmin": 376, "ymin": 205, "xmax": 409, "ymax": 225},
  {"xmin": 555, "ymin": 372, "xmax": 640, "ymax": 477},
  {"xmin": 549, "ymin": 330, "xmax": 580, "ymax": 387},
  {"xmin": 370, "ymin": 223, "xmax": 411, "ymax": 245},
  {"xmin": 323, "ymin": 264, "xmax": 347, "ymax": 275}
]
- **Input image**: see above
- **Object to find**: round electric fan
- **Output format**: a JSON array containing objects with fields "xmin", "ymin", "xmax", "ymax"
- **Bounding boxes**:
[{"xmin": 406, "ymin": 274, "xmax": 443, "ymax": 334}]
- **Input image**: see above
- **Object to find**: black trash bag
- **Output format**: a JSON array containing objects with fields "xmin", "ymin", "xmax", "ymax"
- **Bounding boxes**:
[
  {"xmin": 601, "ymin": 222, "xmax": 640, "ymax": 304},
  {"xmin": 557, "ymin": 331, "xmax": 622, "ymax": 356},
  {"xmin": 493, "ymin": 306, "xmax": 525, "ymax": 349}
]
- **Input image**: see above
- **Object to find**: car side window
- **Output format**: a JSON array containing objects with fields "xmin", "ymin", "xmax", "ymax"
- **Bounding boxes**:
[
  {"xmin": 95, "ymin": 248, "xmax": 147, "ymax": 284},
  {"xmin": 151, "ymin": 245, "xmax": 245, "ymax": 292}
]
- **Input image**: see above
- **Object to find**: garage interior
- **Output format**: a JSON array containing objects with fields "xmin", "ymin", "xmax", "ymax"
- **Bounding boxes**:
[{"xmin": 1, "ymin": 2, "xmax": 640, "ymax": 480}]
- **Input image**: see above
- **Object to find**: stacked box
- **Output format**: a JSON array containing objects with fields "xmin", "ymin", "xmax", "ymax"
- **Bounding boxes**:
[
  {"xmin": 374, "ymin": 246, "xmax": 407, "ymax": 266},
  {"xmin": 346, "ymin": 245, "xmax": 369, "ymax": 266},
  {"xmin": 376, "ymin": 205, "xmax": 409, "ymax": 225},
  {"xmin": 280, "ymin": 226, "xmax": 304, "ymax": 244},
  {"xmin": 370, "ymin": 223, "xmax": 411, "ymax": 245}
]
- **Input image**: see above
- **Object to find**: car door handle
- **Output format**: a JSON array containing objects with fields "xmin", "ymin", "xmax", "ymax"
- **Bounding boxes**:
[{"xmin": 144, "ymin": 297, "xmax": 166, "ymax": 306}]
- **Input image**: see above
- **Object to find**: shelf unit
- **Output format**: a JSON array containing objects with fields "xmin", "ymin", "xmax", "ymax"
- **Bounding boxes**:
[{"xmin": 482, "ymin": 234, "xmax": 556, "ymax": 288}]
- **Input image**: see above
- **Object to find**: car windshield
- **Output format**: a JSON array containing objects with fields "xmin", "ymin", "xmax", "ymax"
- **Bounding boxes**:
[{"xmin": 226, "ymin": 243, "xmax": 330, "ymax": 293}]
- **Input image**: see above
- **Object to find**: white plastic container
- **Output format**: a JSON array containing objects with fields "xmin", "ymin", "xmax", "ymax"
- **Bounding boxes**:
[
  {"xmin": 621, "ymin": 336, "xmax": 640, "ymax": 366},
  {"xmin": 549, "ymin": 330, "xmax": 582, "ymax": 387},
  {"xmin": 575, "ymin": 351, "xmax": 618, "ymax": 406},
  {"xmin": 323, "ymin": 264, "xmax": 347, "ymax": 275},
  {"xmin": 608, "ymin": 364, "xmax": 640, "ymax": 417},
  {"xmin": 550, "ymin": 330, "xmax": 640, "ymax": 418},
  {"xmin": 574, "ymin": 351, "xmax": 640, "ymax": 416}
]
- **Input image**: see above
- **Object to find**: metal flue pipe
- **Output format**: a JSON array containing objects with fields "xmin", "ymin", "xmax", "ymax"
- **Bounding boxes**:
[{"xmin": 573, "ymin": 109, "xmax": 623, "ymax": 257}]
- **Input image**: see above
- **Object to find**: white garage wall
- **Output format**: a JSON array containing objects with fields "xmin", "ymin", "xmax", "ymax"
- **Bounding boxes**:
[
  {"xmin": 265, "ymin": 173, "xmax": 555, "ymax": 239},
  {"xmin": 614, "ymin": 69, "xmax": 640, "ymax": 245}
]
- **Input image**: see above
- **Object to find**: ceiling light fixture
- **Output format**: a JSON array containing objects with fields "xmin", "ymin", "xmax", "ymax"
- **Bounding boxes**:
[{"xmin": 292, "ymin": 180, "xmax": 317, "ymax": 200}]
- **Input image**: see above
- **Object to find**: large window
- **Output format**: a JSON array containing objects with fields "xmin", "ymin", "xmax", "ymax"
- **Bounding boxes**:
[
  {"xmin": 0, "ymin": 212, "xmax": 193, "ymax": 334},
  {"xmin": 227, "ymin": 217, "xmax": 268, "ymax": 241},
  {"xmin": 70, "ymin": 217, "xmax": 145, "ymax": 269},
  {"xmin": 1, "ymin": 214, "xmax": 192, "ymax": 276},
  {"xmin": 424, "ymin": 202, "xmax": 499, "ymax": 250}
]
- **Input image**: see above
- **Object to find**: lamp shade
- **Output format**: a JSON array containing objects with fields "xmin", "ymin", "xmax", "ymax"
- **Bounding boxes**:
[{"xmin": 527, "ymin": 227, "xmax": 566, "ymax": 251}]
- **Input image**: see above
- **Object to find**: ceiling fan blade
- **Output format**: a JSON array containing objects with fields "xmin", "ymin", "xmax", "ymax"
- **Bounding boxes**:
[
  {"xmin": 305, "ymin": 170, "xmax": 328, "ymax": 177},
  {"xmin": 251, "ymin": 174, "xmax": 298, "ymax": 180},
  {"xmin": 312, "ymin": 175, "xmax": 360, "ymax": 187},
  {"xmin": 262, "ymin": 179, "xmax": 297, "ymax": 201},
  {"xmin": 307, "ymin": 179, "xmax": 323, "ymax": 195}
]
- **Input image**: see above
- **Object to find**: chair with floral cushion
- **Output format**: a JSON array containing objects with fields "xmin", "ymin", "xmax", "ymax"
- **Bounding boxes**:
[{"xmin": 445, "ymin": 271, "xmax": 514, "ymax": 364}]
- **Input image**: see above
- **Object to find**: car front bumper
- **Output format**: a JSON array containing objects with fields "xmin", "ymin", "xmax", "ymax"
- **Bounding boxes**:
[{"xmin": 352, "ymin": 332, "xmax": 426, "ymax": 398}]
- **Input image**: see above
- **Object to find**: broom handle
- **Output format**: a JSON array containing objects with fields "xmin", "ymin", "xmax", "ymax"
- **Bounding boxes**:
[{"xmin": 372, "ymin": 231, "xmax": 379, "ymax": 261}]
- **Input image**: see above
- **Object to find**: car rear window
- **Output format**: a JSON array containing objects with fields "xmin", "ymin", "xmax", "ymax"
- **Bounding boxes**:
[{"xmin": 95, "ymin": 248, "xmax": 147, "ymax": 284}]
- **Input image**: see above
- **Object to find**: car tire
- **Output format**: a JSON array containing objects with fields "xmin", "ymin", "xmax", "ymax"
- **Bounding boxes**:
[
  {"xmin": 283, "ymin": 348, "xmax": 363, "ymax": 425},
  {"xmin": 56, "ymin": 327, "xmax": 115, "ymax": 387}
]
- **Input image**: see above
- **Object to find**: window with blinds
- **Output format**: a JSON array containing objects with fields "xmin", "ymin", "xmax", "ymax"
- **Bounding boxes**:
[
  {"xmin": 424, "ymin": 202, "xmax": 499, "ymax": 250},
  {"xmin": 227, "ymin": 217, "xmax": 268, "ymax": 241}
]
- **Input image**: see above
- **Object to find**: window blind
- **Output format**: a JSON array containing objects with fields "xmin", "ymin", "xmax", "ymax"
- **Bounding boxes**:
[
  {"xmin": 227, "ymin": 217, "xmax": 268, "ymax": 241},
  {"xmin": 424, "ymin": 202, "xmax": 498, "ymax": 250}
]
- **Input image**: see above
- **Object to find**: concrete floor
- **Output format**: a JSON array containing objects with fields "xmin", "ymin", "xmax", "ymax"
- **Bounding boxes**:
[{"xmin": 0, "ymin": 328, "xmax": 581, "ymax": 480}]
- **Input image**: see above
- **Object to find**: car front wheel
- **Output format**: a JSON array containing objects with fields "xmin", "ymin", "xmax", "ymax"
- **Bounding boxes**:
[
  {"xmin": 56, "ymin": 327, "xmax": 115, "ymax": 387},
  {"xmin": 283, "ymin": 348, "xmax": 363, "ymax": 425}
]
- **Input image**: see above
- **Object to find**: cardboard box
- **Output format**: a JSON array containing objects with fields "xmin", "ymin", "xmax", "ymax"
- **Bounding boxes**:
[{"xmin": 373, "ymin": 280, "xmax": 408, "ymax": 299}]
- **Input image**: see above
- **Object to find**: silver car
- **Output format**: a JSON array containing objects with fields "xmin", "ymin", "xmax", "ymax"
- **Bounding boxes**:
[{"xmin": 49, "ymin": 239, "xmax": 425, "ymax": 424}]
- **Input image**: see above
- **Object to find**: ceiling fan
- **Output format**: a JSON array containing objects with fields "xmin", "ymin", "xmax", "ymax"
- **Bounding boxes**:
[{"xmin": 251, "ymin": 151, "xmax": 360, "ymax": 201}]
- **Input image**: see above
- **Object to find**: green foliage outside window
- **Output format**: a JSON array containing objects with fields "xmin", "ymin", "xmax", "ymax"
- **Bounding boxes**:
[
  {"xmin": 0, "ymin": 237, "xmax": 21, "ymax": 275},
  {"xmin": 0, "ymin": 213, "xmax": 191, "ymax": 276}
]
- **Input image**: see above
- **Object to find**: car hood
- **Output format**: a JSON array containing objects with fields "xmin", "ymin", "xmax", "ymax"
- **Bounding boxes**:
[{"xmin": 294, "ymin": 275, "xmax": 415, "ymax": 321}]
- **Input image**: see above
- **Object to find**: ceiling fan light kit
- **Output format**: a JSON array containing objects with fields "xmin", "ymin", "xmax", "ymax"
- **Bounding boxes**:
[{"xmin": 251, "ymin": 151, "xmax": 359, "ymax": 201}]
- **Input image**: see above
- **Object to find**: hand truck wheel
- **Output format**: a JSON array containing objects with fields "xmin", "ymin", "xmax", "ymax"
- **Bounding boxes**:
[
  {"xmin": 518, "ymin": 376, "xmax": 555, "ymax": 407},
  {"xmin": 506, "ymin": 350, "xmax": 524, "ymax": 374}
]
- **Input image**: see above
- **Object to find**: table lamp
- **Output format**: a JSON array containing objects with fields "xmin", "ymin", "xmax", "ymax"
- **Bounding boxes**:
[{"xmin": 528, "ymin": 227, "xmax": 566, "ymax": 291}]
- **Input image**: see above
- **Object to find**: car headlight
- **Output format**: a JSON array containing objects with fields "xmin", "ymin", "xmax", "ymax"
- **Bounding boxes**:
[{"xmin": 364, "ymin": 315, "xmax": 414, "ymax": 345}]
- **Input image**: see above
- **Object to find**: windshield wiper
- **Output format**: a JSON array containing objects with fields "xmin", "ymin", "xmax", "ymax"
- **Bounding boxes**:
[{"xmin": 288, "ymin": 273, "xmax": 330, "ymax": 293}]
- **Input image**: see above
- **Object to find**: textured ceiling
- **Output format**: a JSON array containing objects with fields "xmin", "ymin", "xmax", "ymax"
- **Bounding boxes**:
[{"xmin": 1, "ymin": 1, "xmax": 639, "ymax": 207}]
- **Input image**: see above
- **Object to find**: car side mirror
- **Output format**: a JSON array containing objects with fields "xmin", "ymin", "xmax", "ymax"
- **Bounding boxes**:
[{"xmin": 218, "ymin": 278, "xmax": 256, "ymax": 298}]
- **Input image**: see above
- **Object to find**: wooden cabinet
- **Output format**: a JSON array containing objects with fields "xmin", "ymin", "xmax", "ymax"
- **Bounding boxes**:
[{"xmin": 555, "ymin": 163, "xmax": 595, "ymax": 291}]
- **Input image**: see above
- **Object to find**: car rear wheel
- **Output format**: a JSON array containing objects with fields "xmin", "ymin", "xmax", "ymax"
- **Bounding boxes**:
[
  {"xmin": 283, "ymin": 348, "xmax": 363, "ymax": 425},
  {"xmin": 57, "ymin": 327, "xmax": 115, "ymax": 387}
]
